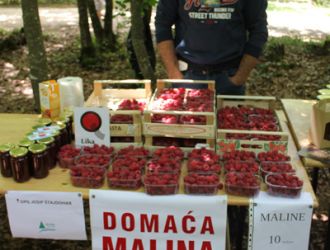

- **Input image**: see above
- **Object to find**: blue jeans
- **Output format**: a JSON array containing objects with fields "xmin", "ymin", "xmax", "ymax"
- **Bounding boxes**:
[{"xmin": 172, "ymin": 68, "xmax": 245, "ymax": 95}]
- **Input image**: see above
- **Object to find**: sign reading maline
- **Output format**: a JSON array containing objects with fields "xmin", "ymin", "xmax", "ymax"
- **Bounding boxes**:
[
  {"xmin": 5, "ymin": 191, "xmax": 87, "ymax": 240},
  {"xmin": 249, "ymin": 192, "xmax": 313, "ymax": 250},
  {"xmin": 90, "ymin": 190, "xmax": 227, "ymax": 250}
]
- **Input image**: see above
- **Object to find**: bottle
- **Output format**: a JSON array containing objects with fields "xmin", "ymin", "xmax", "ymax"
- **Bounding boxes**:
[{"xmin": 0, "ymin": 144, "xmax": 13, "ymax": 177}]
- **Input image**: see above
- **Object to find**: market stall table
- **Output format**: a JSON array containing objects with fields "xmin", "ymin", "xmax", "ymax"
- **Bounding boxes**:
[
  {"xmin": 281, "ymin": 98, "xmax": 329, "ymax": 250},
  {"xmin": 0, "ymin": 111, "xmax": 320, "ymax": 250},
  {"xmin": 281, "ymin": 99, "xmax": 329, "ymax": 191},
  {"xmin": 0, "ymin": 112, "xmax": 318, "ymax": 207}
]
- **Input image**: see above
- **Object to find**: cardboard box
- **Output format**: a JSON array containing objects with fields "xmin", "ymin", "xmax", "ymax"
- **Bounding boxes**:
[
  {"xmin": 310, "ymin": 99, "xmax": 330, "ymax": 148},
  {"xmin": 39, "ymin": 80, "xmax": 61, "ymax": 120}
]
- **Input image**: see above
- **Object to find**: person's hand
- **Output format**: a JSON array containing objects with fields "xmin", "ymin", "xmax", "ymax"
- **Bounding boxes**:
[
  {"xmin": 168, "ymin": 69, "xmax": 184, "ymax": 79},
  {"xmin": 229, "ymin": 74, "xmax": 246, "ymax": 86}
]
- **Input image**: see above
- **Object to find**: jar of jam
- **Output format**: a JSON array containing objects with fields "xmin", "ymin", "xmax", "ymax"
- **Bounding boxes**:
[
  {"xmin": 63, "ymin": 110, "xmax": 74, "ymax": 140},
  {"xmin": 29, "ymin": 144, "xmax": 49, "ymax": 179},
  {"xmin": 37, "ymin": 137, "xmax": 57, "ymax": 169},
  {"xmin": 51, "ymin": 130, "xmax": 61, "ymax": 156},
  {"xmin": 0, "ymin": 144, "xmax": 13, "ymax": 177},
  {"xmin": 10, "ymin": 147, "xmax": 30, "ymax": 182},
  {"xmin": 57, "ymin": 122, "xmax": 69, "ymax": 146},
  {"xmin": 19, "ymin": 138, "xmax": 35, "ymax": 173},
  {"xmin": 58, "ymin": 117, "xmax": 72, "ymax": 144}
]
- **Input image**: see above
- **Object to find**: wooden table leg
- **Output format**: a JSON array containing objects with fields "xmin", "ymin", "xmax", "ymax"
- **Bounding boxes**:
[
  {"xmin": 236, "ymin": 206, "xmax": 247, "ymax": 250},
  {"xmin": 312, "ymin": 168, "xmax": 319, "ymax": 192},
  {"xmin": 226, "ymin": 218, "xmax": 231, "ymax": 250}
]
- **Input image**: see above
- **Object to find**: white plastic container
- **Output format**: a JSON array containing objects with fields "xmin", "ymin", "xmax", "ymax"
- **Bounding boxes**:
[{"xmin": 58, "ymin": 76, "xmax": 84, "ymax": 112}]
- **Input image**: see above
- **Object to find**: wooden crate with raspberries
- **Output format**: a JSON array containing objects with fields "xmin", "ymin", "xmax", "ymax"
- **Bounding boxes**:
[
  {"xmin": 143, "ymin": 79, "xmax": 216, "ymax": 154},
  {"xmin": 216, "ymin": 95, "xmax": 289, "ymax": 155},
  {"xmin": 85, "ymin": 79, "xmax": 152, "ymax": 147}
]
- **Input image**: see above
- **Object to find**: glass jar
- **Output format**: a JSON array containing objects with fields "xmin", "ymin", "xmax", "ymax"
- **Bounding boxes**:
[
  {"xmin": 10, "ymin": 147, "xmax": 30, "ymax": 182},
  {"xmin": 51, "ymin": 130, "xmax": 61, "ymax": 157},
  {"xmin": 58, "ymin": 117, "xmax": 72, "ymax": 143},
  {"xmin": 56, "ymin": 122, "xmax": 69, "ymax": 147},
  {"xmin": 38, "ymin": 137, "xmax": 57, "ymax": 169},
  {"xmin": 63, "ymin": 110, "xmax": 74, "ymax": 140},
  {"xmin": 0, "ymin": 144, "xmax": 13, "ymax": 177},
  {"xmin": 29, "ymin": 144, "xmax": 49, "ymax": 179},
  {"xmin": 19, "ymin": 138, "xmax": 35, "ymax": 173}
]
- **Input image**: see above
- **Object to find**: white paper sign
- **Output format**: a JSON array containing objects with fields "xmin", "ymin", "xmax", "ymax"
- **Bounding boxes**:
[
  {"xmin": 90, "ymin": 190, "xmax": 227, "ymax": 250},
  {"xmin": 249, "ymin": 192, "xmax": 313, "ymax": 250},
  {"xmin": 5, "ymin": 191, "xmax": 87, "ymax": 240},
  {"xmin": 74, "ymin": 107, "xmax": 110, "ymax": 147}
]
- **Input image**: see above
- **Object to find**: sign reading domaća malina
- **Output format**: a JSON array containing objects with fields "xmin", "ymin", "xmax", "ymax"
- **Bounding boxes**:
[{"xmin": 90, "ymin": 190, "xmax": 227, "ymax": 250}]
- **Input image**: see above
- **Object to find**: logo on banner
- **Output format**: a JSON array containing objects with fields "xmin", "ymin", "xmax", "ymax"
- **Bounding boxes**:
[
  {"xmin": 39, "ymin": 221, "xmax": 56, "ymax": 233},
  {"xmin": 80, "ymin": 111, "xmax": 104, "ymax": 139}
]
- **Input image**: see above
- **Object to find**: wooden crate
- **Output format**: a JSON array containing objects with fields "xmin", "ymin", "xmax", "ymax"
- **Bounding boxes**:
[
  {"xmin": 216, "ymin": 95, "xmax": 289, "ymax": 154},
  {"xmin": 144, "ymin": 136, "xmax": 216, "ymax": 157},
  {"xmin": 86, "ymin": 79, "xmax": 152, "ymax": 147},
  {"xmin": 143, "ymin": 79, "xmax": 216, "ymax": 153}
]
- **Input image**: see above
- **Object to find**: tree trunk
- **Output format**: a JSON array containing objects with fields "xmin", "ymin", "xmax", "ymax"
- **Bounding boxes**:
[
  {"xmin": 77, "ymin": 0, "xmax": 95, "ymax": 61},
  {"xmin": 130, "ymin": 0, "xmax": 156, "ymax": 84},
  {"xmin": 87, "ymin": 0, "xmax": 104, "ymax": 45},
  {"xmin": 21, "ymin": 0, "xmax": 48, "ymax": 112},
  {"xmin": 103, "ymin": 0, "xmax": 116, "ymax": 50},
  {"xmin": 127, "ymin": 5, "xmax": 156, "ymax": 79}
]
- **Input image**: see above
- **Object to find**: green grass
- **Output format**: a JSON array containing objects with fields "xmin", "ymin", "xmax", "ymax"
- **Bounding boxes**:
[
  {"xmin": 266, "ymin": 36, "xmax": 329, "ymax": 56},
  {"xmin": 267, "ymin": 2, "xmax": 296, "ymax": 12}
]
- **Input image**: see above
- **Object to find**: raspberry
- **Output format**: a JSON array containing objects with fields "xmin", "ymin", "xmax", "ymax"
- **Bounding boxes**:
[
  {"xmin": 225, "ymin": 172, "xmax": 260, "ymax": 197},
  {"xmin": 224, "ymin": 160, "xmax": 259, "ymax": 173},
  {"xmin": 266, "ymin": 173, "xmax": 303, "ymax": 198},
  {"xmin": 70, "ymin": 166, "xmax": 105, "ymax": 188},
  {"xmin": 184, "ymin": 173, "xmax": 221, "ymax": 195},
  {"xmin": 144, "ymin": 173, "xmax": 179, "ymax": 195},
  {"xmin": 257, "ymin": 151, "xmax": 290, "ymax": 162}
]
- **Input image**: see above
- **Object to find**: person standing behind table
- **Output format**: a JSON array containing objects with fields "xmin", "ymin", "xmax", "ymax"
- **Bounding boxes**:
[{"xmin": 155, "ymin": 0, "xmax": 268, "ymax": 95}]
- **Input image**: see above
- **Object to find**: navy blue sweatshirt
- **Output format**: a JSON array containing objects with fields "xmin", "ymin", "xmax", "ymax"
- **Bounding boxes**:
[{"xmin": 155, "ymin": 0, "xmax": 268, "ymax": 66}]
